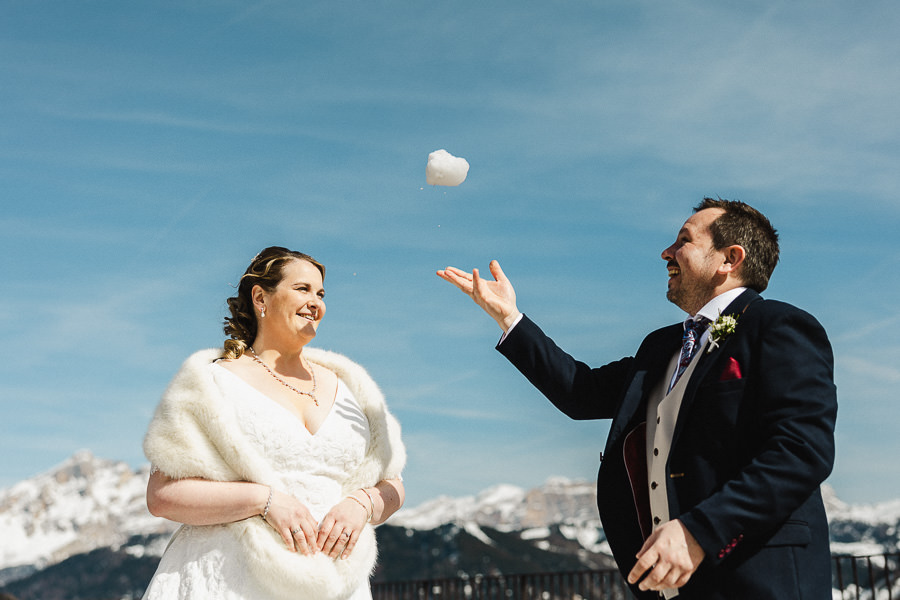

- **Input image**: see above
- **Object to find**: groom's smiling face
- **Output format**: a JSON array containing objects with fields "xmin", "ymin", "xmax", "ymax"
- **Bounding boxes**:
[{"xmin": 661, "ymin": 208, "xmax": 726, "ymax": 315}]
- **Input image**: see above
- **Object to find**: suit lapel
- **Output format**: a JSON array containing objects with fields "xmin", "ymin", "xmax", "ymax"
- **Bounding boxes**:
[
  {"xmin": 605, "ymin": 325, "xmax": 682, "ymax": 455},
  {"xmin": 672, "ymin": 289, "xmax": 762, "ymax": 443},
  {"xmin": 607, "ymin": 289, "xmax": 763, "ymax": 454}
]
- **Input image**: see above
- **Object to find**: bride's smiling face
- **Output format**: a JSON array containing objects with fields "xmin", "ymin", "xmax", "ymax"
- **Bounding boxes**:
[{"xmin": 255, "ymin": 259, "xmax": 326, "ymax": 343}]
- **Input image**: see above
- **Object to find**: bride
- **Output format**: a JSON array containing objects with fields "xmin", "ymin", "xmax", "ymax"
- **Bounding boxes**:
[{"xmin": 142, "ymin": 247, "xmax": 406, "ymax": 600}]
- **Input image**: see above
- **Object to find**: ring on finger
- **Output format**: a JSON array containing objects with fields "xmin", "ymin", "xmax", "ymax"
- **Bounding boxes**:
[{"xmin": 291, "ymin": 527, "xmax": 302, "ymax": 535}]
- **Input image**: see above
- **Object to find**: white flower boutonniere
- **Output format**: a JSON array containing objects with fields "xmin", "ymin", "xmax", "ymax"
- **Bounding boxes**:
[{"xmin": 706, "ymin": 313, "xmax": 738, "ymax": 354}]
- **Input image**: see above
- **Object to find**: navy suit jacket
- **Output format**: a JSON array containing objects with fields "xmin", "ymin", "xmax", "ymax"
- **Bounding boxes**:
[{"xmin": 498, "ymin": 289, "xmax": 837, "ymax": 599}]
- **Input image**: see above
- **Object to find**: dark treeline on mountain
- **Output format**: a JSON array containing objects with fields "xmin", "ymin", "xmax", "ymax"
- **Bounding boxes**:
[{"xmin": 1, "ymin": 524, "xmax": 617, "ymax": 600}]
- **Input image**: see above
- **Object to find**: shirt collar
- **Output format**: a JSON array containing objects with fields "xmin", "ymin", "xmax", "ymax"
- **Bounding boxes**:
[{"xmin": 691, "ymin": 287, "xmax": 747, "ymax": 326}]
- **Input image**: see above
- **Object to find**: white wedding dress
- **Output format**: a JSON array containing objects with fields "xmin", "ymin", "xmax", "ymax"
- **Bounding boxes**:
[{"xmin": 143, "ymin": 363, "xmax": 374, "ymax": 600}]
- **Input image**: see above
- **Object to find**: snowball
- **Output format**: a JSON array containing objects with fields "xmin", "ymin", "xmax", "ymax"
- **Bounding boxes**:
[{"xmin": 425, "ymin": 149, "xmax": 469, "ymax": 186}]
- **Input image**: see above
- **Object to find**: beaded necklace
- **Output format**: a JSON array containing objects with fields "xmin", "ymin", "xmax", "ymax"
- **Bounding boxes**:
[{"xmin": 248, "ymin": 347, "xmax": 318, "ymax": 406}]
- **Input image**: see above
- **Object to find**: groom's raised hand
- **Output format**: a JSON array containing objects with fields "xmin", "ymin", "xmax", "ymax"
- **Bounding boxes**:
[{"xmin": 437, "ymin": 260, "xmax": 522, "ymax": 332}]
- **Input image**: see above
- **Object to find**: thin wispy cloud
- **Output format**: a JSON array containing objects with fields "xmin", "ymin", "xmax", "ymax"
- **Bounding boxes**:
[
  {"xmin": 2, "ymin": 0, "xmax": 898, "ymax": 506},
  {"xmin": 841, "ymin": 357, "xmax": 900, "ymax": 384}
]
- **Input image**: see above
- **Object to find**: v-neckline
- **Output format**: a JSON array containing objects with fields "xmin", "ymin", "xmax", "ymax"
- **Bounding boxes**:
[{"xmin": 212, "ymin": 363, "xmax": 340, "ymax": 437}]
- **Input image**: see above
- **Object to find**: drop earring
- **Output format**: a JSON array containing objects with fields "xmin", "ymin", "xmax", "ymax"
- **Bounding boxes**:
[{"xmin": 260, "ymin": 307, "xmax": 266, "ymax": 318}]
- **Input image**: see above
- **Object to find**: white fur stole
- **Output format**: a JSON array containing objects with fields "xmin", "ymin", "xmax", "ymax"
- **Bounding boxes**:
[{"xmin": 143, "ymin": 348, "xmax": 406, "ymax": 600}]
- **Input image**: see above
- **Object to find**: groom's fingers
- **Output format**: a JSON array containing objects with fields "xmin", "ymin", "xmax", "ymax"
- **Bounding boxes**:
[
  {"xmin": 437, "ymin": 267, "xmax": 474, "ymax": 294},
  {"xmin": 473, "ymin": 268, "xmax": 498, "ymax": 308},
  {"xmin": 446, "ymin": 265, "xmax": 472, "ymax": 277},
  {"xmin": 438, "ymin": 267, "xmax": 473, "ymax": 284},
  {"xmin": 471, "ymin": 268, "xmax": 484, "ymax": 301},
  {"xmin": 488, "ymin": 260, "xmax": 506, "ymax": 283},
  {"xmin": 628, "ymin": 545, "xmax": 657, "ymax": 585}
]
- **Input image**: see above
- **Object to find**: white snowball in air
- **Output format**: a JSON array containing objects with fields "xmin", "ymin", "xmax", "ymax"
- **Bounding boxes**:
[{"xmin": 426, "ymin": 149, "xmax": 469, "ymax": 186}]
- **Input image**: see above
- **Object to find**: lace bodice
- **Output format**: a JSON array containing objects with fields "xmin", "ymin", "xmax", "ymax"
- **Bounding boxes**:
[
  {"xmin": 142, "ymin": 363, "xmax": 373, "ymax": 600},
  {"xmin": 212, "ymin": 364, "xmax": 370, "ymax": 520}
]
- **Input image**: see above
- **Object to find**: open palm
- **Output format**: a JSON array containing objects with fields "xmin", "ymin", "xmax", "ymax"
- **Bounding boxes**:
[{"xmin": 436, "ymin": 260, "xmax": 521, "ymax": 331}]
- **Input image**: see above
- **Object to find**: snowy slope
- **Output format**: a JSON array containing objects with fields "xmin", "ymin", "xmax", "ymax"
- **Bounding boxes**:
[{"xmin": 0, "ymin": 451, "xmax": 176, "ymax": 573}]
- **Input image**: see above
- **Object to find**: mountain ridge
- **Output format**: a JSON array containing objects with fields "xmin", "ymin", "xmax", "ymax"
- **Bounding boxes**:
[{"xmin": 2, "ymin": 450, "xmax": 898, "ymax": 594}]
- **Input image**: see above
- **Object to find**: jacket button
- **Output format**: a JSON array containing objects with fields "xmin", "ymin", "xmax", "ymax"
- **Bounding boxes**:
[
  {"xmin": 653, "ymin": 448, "xmax": 659, "ymax": 456},
  {"xmin": 651, "ymin": 481, "xmax": 658, "ymax": 490},
  {"xmin": 653, "ymin": 516, "xmax": 661, "ymax": 525}
]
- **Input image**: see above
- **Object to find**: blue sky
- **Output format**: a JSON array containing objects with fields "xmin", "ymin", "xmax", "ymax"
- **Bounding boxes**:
[{"xmin": 2, "ymin": 1, "xmax": 899, "ymax": 508}]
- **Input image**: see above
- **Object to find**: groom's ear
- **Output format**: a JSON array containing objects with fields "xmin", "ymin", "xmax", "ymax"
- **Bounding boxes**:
[{"xmin": 717, "ymin": 245, "xmax": 747, "ymax": 279}]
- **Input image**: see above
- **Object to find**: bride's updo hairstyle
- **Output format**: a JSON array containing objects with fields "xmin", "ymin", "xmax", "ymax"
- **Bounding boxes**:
[{"xmin": 223, "ymin": 246, "xmax": 326, "ymax": 359}]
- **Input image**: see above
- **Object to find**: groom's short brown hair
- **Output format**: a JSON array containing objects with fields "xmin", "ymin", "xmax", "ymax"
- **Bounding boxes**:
[{"xmin": 696, "ymin": 198, "xmax": 780, "ymax": 292}]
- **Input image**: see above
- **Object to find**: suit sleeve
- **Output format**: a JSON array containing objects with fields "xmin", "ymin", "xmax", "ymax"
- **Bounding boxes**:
[
  {"xmin": 678, "ymin": 305, "xmax": 837, "ymax": 564},
  {"xmin": 497, "ymin": 314, "xmax": 634, "ymax": 420}
]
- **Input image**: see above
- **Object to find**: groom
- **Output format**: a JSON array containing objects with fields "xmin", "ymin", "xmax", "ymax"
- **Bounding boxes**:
[{"xmin": 437, "ymin": 198, "xmax": 837, "ymax": 599}]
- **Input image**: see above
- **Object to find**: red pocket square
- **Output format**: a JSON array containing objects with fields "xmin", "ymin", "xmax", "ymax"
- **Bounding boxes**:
[{"xmin": 720, "ymin": 357, "xmax": 742, "ymax": 381}]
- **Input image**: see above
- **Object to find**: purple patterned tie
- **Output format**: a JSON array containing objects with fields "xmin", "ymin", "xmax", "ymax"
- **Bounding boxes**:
[{"xmin": 670, "ymin": 317, "xmax": 710, "ymax": 391}]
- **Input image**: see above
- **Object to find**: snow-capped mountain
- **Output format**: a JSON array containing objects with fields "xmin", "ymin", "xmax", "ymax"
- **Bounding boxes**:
[
  {"xmin": 390, "ymin": 476, "xmax": 900, "ymax": 558},
  {"xmin": 391, "ymin": 478, "xmax": 600, "ymax": 531},
  {"xmin": 2, "ymin": 451, "xmax": 899, "ymax": 591},
  {"xmin": 0, "ymin": 451, "xmax": 176, "ymax": 583},
  {"xmin": 822, "ymin": 484, "xmax": 900, "ymax": 556},
  {"xmin": 390, "ymin": 478, "xmax": 609, "ymax": 553},
  {"xmin": 0, "ymin": 453, "xmax": 607, "ymax": 581}
]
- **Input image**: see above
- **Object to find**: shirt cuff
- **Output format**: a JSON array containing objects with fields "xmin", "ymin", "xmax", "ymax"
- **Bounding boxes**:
[{"xmin": 498, "ymin": 313, "xmax": 525, "ymax": 345}]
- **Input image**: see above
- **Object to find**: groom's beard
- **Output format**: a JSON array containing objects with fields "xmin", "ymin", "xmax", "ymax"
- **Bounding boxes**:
[{"xmin": 666, "ymin": 275, "xmax": 717, "ymax": 315}]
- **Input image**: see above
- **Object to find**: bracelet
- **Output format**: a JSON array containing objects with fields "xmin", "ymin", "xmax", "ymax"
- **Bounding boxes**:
[
  {"xmin": 359, "ymin": 487, "xmax": 376, "ymax": 520},
  {"xmin": 346, "ymin": 495, "xmax": 373, "ymax": 522},
  {"xmin": 261, "ymin": 486, "xmax": 273, "ymax": 522}
]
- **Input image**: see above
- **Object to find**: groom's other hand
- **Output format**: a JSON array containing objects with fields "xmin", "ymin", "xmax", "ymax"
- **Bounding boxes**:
[{"xmin": 628, "ymin": 519, "xmax": 705, "ymax": 593}]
